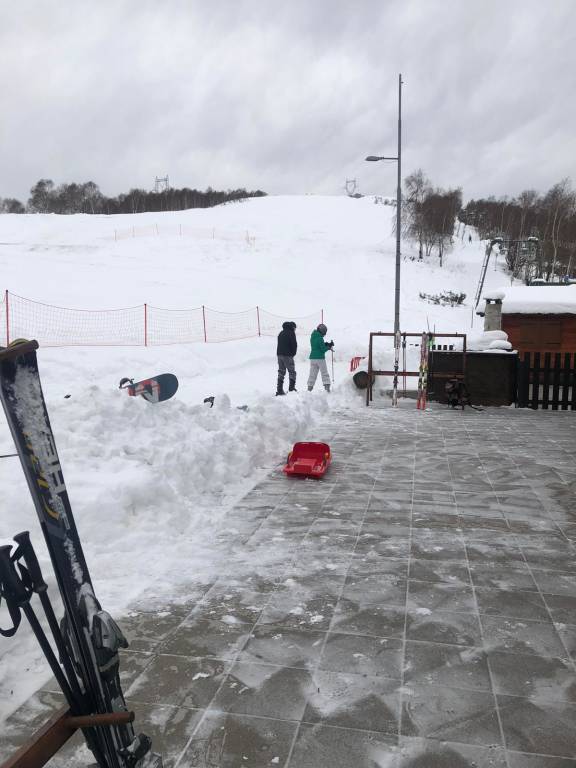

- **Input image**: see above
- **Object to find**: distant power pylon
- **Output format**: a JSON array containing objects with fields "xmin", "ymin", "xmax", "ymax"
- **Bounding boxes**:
[
  {"xmin": 154, "ymin": 175, "xmax": 170, "ymax": 193},
  {"xmin": 345, "ymin": 179, "xmax": 358, "ymax": 196}
]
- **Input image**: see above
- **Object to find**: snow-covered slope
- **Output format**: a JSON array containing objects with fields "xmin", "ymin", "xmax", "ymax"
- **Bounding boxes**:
[{"xmin": 0, "ymin": 195, "xmax": 507, "ymax": 719}]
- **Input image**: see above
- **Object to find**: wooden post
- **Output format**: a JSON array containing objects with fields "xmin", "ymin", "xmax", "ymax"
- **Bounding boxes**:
[
  {"xmin": 5, "ymin": 290, "xmax": 9, "ymax": 347},
  {"xmin": 202, "ymin": 306, "xmax": 207, "ymax": 342},
  {"xmin": 256, "ymin": 306, "xmax": 261, "ymax": 337},
  {"xmin": 561, "ymin": 352, "xmax": 571, "ymax": 410},
  {"xmin": 144, "ymin": 304, "xmax": 148, "ymax": 347},
  {"xmin": 1, "ymin": 707, "xmax": 135, "ymax": 768}
]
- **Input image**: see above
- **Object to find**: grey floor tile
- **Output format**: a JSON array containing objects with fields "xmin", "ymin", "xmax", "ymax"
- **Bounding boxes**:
[
  {"xmin": 410, "ymin": 537, "xmax": 468, "ymax": 562},
  {"xmin": 119, "ymin": 606, "xmax": 192, "ymax": 652},
  {"xmin": 158, "ymin": 619, "xmax": 251, "ymax": 659},
  {"xmin": 128, "ymin": 702, "xmax": 205, "ymax": 768},
  {"xmin": 469, "ymin": 563, "xmax": 538, "ymax": 593},
  {"xmin": 507, "ymin": 752, "xmax": 576, "ymax": 767},
  {"xmin": 343, "ymin": 573, "xmax": 407, "ymax": 606},
  {"xmin": 488, "ymin": 650, "xmax": 576, "ymax": 702},
  {"xmin": 405, "ymin": 609, "xmax": 483, "ymax": 648},
  {"xmin": 480, "ymin": 615, "xmax": 569, "ymax": 659},
  {"xmin": 475, "ymin": 588, "xmax": 551, "ymax": 622},
  {"xmin": 408, "ymin": 559, "xmax": 471, "ymax": 587},
  {"xmin": 178, "ymin": 711, "xmax": 298, "ymax": 768},
  {"xmin": 404, "ymin": 640, "xmax": 492, "ymax": 692},
  {"xmin": 287, "ymin": 722, "xmax": 399, "ymax": 768},
  {"xmin": 401, "ymin": 683, "xmax": 502, "ymax": 747},
  {"xmin": 331, "ymin": 600, "xmax": 406, "ymax": 639},
  {"xmin": 211, "ymin": 662, "xmax": 314, "ymax": 721},
  {"xmin": 258, "ymin": 592, "xmax": 337, "ymax": 631},
  {"xmin": 540, "ymin": 594, "xmax": 576, "ymax": 625},
  {"xmin": 555, "ymin": 624, "xmax": 576, "ymax": 663},
  {"xmin": 532, "ymin": 570, "xmax": 576, "ymax": 598},
  {"xmin": 302, "ymin": 670, "xmax": 401, "ymax": 734},
  {"xmin": 126, "ymin": 655, "xmax": 229, "ymax": 708},
  {"xmin": 498, "ymin": 694, "xmax": 576, "ymax": 757},
  {"xmin": 319, "ymin": 632, "xmax": 403, "ymax": 679},
  {"xmin": 407, "ymin": 581, "xmax": 476, "ymax": 613},
  {"xmin": 398, "ymin": 736, "xmax": 507, "ymax": 767},
  {"xmin": 239, "ymin": 625, "xmax": 325, "ymax": 669}
]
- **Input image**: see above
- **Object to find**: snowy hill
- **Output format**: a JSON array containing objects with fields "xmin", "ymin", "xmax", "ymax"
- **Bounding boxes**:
[{"xmin": 0, "ymin": 195, "xmax": 508, "ymax": 718}]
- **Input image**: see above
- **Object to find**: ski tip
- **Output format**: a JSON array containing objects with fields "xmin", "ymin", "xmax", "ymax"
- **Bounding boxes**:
[{"xmin": 0, "ymin": 339, "xmax": 39, "ymax": 362}]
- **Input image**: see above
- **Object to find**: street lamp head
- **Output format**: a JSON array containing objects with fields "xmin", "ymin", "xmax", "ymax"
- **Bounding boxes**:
[{"xmin": 365, "ymin": 155, "xmax": 398, "ymax": 162}]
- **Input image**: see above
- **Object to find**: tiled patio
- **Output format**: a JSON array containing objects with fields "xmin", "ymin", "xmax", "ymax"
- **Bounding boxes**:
[{"xmin": 2, "ymin": 404, "xmax": 576, "ymax": 767}]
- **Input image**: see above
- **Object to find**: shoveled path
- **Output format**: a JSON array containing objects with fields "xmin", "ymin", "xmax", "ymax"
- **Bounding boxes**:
[{"xmin": 3, "ymin": 403, "xmax": 576, "ymax": 767}]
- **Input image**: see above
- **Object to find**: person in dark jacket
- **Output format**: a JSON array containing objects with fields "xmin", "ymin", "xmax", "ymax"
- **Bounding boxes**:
[{"xmin": 276, "ymin": 321, "xmax": 297, "ymax": 395}]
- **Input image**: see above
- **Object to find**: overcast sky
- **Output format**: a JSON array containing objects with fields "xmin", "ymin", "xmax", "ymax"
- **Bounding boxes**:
[{"xmin": 1, "ymin": 0, "xmax": 575, "ymax": 203}]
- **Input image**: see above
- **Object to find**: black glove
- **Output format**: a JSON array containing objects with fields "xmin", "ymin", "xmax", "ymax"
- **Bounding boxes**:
[{"xmin": 325, "ymin": 340, "xmax": 334, "ymax": 350}]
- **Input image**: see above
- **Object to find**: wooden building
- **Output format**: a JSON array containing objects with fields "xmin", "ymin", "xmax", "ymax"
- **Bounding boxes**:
[{"xmin": 497, "ymin": 285, "xmax": 576, "ymax": 354}]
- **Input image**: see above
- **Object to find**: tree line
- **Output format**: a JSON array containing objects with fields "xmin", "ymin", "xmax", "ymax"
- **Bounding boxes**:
[
  {"xmin": 460, "ymin": 179, "xmax": 576, "ymax": 280},
  {"xmin": 0, "ymin": 179, "xmax": 267, "ymax": 215},
  {"xmin": 402, "ymin": 169, "xmax": 463, "ymax": 266}
]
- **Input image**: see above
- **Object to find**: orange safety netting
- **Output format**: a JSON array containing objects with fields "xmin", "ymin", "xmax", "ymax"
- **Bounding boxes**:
[{"xmin": 2, "ymin": 291, "xmax": 322, "ymax": 347}]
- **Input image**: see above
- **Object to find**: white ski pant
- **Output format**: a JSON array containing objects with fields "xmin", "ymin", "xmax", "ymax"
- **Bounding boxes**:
[{"xmin": 308, "ymin": 359, "xmax": 330, "ymax": 390}]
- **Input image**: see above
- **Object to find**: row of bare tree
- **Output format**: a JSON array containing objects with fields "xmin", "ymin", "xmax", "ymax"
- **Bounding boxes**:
[
  {"xmin": 402, "ymin": 170, "xmax": 462, "ymax": 266},
  {"xmin": 0, "ymin": 180, "xmax": 267, "ymax": 215},
  {"xmin": 460, "ymin": 179, "xmax": 576, "ymax": 278}
]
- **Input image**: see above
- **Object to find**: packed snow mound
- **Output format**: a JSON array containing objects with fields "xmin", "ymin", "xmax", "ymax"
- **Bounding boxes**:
[
  {"xmin": 468, "ymin": 329, "xmax": 514, "ymax": 352},
  {"xmin": 496, "ymin": 284, "xmax": 576, "ymax": 314}
]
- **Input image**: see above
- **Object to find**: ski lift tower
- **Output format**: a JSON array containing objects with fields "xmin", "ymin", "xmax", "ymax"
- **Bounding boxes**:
[{"xmin": 154, "ymin": 175, "xmax": 170, "ymax": 194}]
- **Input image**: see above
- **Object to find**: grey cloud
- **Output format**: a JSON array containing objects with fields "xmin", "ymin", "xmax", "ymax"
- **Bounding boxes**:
[{"xmin": 1, "ymin": 0, "xmax": 575, "ymax": 202}]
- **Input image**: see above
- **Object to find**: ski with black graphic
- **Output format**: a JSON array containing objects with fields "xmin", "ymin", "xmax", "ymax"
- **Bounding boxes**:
[{"xmin": 0, "ymin": 340, "xmax": 162, "ymax": 768}]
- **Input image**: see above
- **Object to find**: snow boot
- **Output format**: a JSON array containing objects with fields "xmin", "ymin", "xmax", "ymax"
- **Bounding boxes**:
[
  {"xmin": 276, "ymin": 389, "xmax": 286, "ymax": 396},
  {"xmin": 289, "ymin": 381, "xmax": 297, "ymax": 392}
]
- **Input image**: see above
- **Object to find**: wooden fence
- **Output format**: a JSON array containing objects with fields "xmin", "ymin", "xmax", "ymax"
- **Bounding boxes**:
[{"xmin": 517, "ymin": 352, "xmax": 576, "ymax": 410}]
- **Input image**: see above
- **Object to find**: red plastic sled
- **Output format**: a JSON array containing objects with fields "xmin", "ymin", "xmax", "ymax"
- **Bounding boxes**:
[{"xmin": 283, "ymin": 442, "xmax": 331, "ymax": 478}]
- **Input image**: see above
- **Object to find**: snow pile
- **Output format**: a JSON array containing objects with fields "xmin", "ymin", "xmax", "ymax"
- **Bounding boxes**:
[
  {"xmin": 468, "ymin": 329, "xmax": 514, "ymax": 353},
  {"xmin": 483, "ymin": 289, "xmax": 505, "ymax": 301},
  {"xmin": 494, "ymin": 284, "xmax": 576, "ymax": 314}
]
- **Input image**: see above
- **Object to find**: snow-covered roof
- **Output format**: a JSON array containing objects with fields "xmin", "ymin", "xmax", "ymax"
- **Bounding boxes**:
[{"xmin": 485, "ymin": 285, "xmax": 576, "ymax": 315}]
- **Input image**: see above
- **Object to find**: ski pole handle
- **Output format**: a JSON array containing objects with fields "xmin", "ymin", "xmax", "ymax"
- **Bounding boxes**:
[
  {"xmin": 0, "ymin": 545, "xmax": 29, "ymax": 606},
  {"xmin": 14, "ymin": 531, "xmax": 48, "ymax": 593}
]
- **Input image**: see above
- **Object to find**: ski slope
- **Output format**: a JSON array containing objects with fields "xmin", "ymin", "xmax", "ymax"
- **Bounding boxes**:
[{"xmin": 0, "ymin": 195, "xmax": 509, "ymax": 720}]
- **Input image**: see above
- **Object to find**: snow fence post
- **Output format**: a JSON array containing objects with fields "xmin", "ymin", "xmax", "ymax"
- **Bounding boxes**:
[
  {"xmin": 256, "ymin": 306, "xmax": 261, "ymax": 337},
  {"xmin": 144, "ymin": 304, "xmax": 148, "ymax": 346},
  {"xmin": 5, "ymin": 290, "xmax": 9, "ymax": 346},
  {"xmin": 202, "ymin": 305, "xmax": 207, "ymax": 342}
]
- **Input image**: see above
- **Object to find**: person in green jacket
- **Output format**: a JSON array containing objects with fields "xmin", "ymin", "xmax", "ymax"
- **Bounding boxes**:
[{"xmin": 307, "ymin": 323, "xmax": 334, "ymax": 392}]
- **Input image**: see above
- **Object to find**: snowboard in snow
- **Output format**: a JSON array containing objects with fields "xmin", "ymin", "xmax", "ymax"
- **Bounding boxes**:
[{"xmin": 119, "ymin": 374, "xmax": 178, "ymax": 403}]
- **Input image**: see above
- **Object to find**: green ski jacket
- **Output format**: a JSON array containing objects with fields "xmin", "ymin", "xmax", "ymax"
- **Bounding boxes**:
[{"xmin": 309, "ymin": 330, "xmax": 328, "ymax": 359}]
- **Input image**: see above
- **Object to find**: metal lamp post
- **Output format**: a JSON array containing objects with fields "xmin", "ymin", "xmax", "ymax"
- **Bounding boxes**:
[{"xmin": 365, "ymin": 73, "xmax": 403, "ymax": 337}]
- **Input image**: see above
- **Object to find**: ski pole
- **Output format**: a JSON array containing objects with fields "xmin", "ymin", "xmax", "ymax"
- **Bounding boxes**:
[
  {"xmin": 331, "ymin": 348, "xmax": 335, "ymax": 383},
  {"xmin": 0, "ymin": 453, "xmax": 18, "ymax": 458},
  {"xmin": 13, "ymin": 532, "xmax": 84, "ymax": 701},
  {"xmin": 0, "ymin": 542, "xmax": 111, "ymax": 768},
  {"xmin": 0, "ymin": 545, "xmax": 79, "ymax": 707}
]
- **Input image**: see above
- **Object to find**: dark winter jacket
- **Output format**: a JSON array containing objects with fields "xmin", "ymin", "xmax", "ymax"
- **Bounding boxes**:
[{"xmin": 277, "ymin": 322, "xmax": 297, "ymax": 356}]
